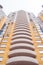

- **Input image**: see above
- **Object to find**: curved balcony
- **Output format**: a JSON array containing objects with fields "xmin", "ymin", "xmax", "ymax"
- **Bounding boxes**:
[
  {"xmin": 8, "ymin": 49, "xmax": 36, "ymax": 57},
  {"xmin": 14, "ymin": 29, "xmax": 30, "ymax": 33},
  {"xmin": 11, "ymin": 38, "xmax": 33, "ymax": 44},
  {"xmin": 15, "ymin": 25, "xmax": 28, "ymax": 28},
  {"xmin": 15, "ymin": 27, "xmax": 30, "ymax": 30},
  {"xmin": 10, "ymin": 43, "xmax": 34, "ymax": 51},
  {"xmin": 6, "ymin": 56, "xmax": 38, "ymax": 65},
  {"xmin": 10, "ymin": 46, "xmax": 34, "ymax": 51},
  {"xmin": 11, "ymin": 40, "xmax": 33, "ymax": 45},
  {"xmin": 12, "ymin": 35, "xmax": 32, "ymax": 40},
  {"xmin": 13, "ymin": 33, "xmax": 31, "ymax": 37},
  {"xmin": 12, "ymin": 36, "xmax": 32, "ymax": 40},
  {"xmin": 15, "ymin": 24, "xmax": 28, "ymax": 26},
  {"xmin": 9, "ymin": 52, "xmax": 36, "ymax": 58},
  {"xmin": 13, "ymin": 31, "xmax": 31, "ymax": 36}
]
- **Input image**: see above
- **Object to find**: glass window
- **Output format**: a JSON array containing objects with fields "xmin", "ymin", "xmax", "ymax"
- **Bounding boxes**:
[
  {"xmin": 35, "ymin": 36, "xmax": 40, "ymax": 38},
  {"xmin": 0, "ymin": 50, "xmax": 5, "ymax": 53},
  {"xmin": 38, "ymin": 44, "xmax": 43, "ymax": 48},
  {"xmin": 0, "ymin": 57, "xmax": 3, "ymax": 61},
  {"xmin": 0, "ymin": 30, "xmax": 3, "ymax": 35},
  {"xmin": 0, "ymin": 35, "xmax": 3, "ymax": 38},
  {"xmin": 39, "ymin": 50, "xmax": 43, "ymax": 54},
  {"xmin": 41, "ymin": 35, "xmax": 43, "ymax": 38},
  {"xmin": 36, "ymin": 40, "xmax": 41, "ymax": 42},
  {"xmin": 0, "ymin": 44, "xmax": 6, "ymax": 47},
  {"xmin": 41, "ymin": 56, "xmax": 43, "ymax": 61},
  {"xmin": 38, "ymin": 30, "xmax": 41, "ymax": 32},
  {"xmin": 4, "ymin": 36, "xmax": 9, "ymax": 38},
  {"xmin": 0, "ymin": 24, "xmax": 6, "ymax": 35},
  {"xmin": 2, "ymin": 40, "xmax": 8, "ymax": 43},
  {"xmin": 0, "ymin": 38, "xmax": 2, "ymax": 41}
]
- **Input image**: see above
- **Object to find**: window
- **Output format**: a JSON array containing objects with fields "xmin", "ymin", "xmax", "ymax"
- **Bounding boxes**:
[
  {"xmin": 0, "ymin": 35, "xmax": 3, "ymax": 38},
  {"xmin": 35, "ymin": 36, "xmax": 40, "ymax": 38},
  {"xmin": 41, "ymin": 35, "xmax": 43, "ymax": 38},
  {"xmin": 2, "ymin": 24, "xmax": 6, "ymax": 29},
  {"xmin": 37, "ymin": 27, "xmax": 40, "ymax": 29},
  {"xmin": 0, "ymin": 50, "xmax": 5, "ymax": 53},
  {"xmin": 38, "ymin": 44, "xmax": 43, "ymax": 48},
  {"xmin": 38, "ymin": 30, "xmax": 41, "ymax": 32},
  {"xmin": 36, "ymin": 25, "xmax": 39, "ymax": 28},
  {"xmin": 0, "ymin": 44, "xmax": 6, "ymax": 48},
  {"xmin": 39, "ymin": 32, "xmax": 42, "ymax": 34},
  {"xmin": 2, "ymin": 40, "xmax": 8, "ymax": 43},
  {"xmin": 35, "ymin": 34, "xmax": 38, "ymax": 36},
  {"xmin": 0, "ymin": 57, "xmax": 3, "ymax": 61},
  {"xmin": 4, "ymin": 36, "xmax": 9, "ymax": 38},
  {"xmin": 39, "ymin": 50, "xmax": 43, "ymax": 54},
  {"xmin": 35, "ymin": 38, "xmax": 40, "ymax": 40},
  {"xmin": 34, "ymin": 31, "xmax": 37, "ymax": 33},
  {"xmin": 0, "ymin": 38, "xmax": 2, "ymax": 42},
  {"xmin": 41, "ymin": 56, "xmax": 43, "ymax": 61},
  {"xmin": 0, "ymin": 24, "xmax": 6, "ymax": 35},
  {"xmin": 0, "ymin": 30, "xmax": 3, "ymax": 35},
  {"xmin": 36, "ymin": 40, "xmax": 41, "ymax": 43}
]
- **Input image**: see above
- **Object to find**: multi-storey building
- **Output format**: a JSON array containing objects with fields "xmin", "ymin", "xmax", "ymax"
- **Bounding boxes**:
[
  {"xmin": 38, "ymin": 10, "xmax": 43, "ymax": 32},
  {"xmin": 0, "ymin": 5, "xmax": 6, "ymax": 45},
  {"xmin": 38, "ymin": 10, "xmax": 43, "ymax": 22},
  {"xmin": 0, "ymin": 7, "xmax": 43, "ymax": 65}
]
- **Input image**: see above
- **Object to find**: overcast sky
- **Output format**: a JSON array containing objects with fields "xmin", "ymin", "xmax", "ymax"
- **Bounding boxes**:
[{"xmin": 0, "ymin": 0, "xmax": 43, "ymax": 16}]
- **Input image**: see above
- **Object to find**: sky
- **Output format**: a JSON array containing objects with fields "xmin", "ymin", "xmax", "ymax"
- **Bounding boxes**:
[{"xmin": 0, "ymin": 0, "xmax": 43, "ymax": 16}]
